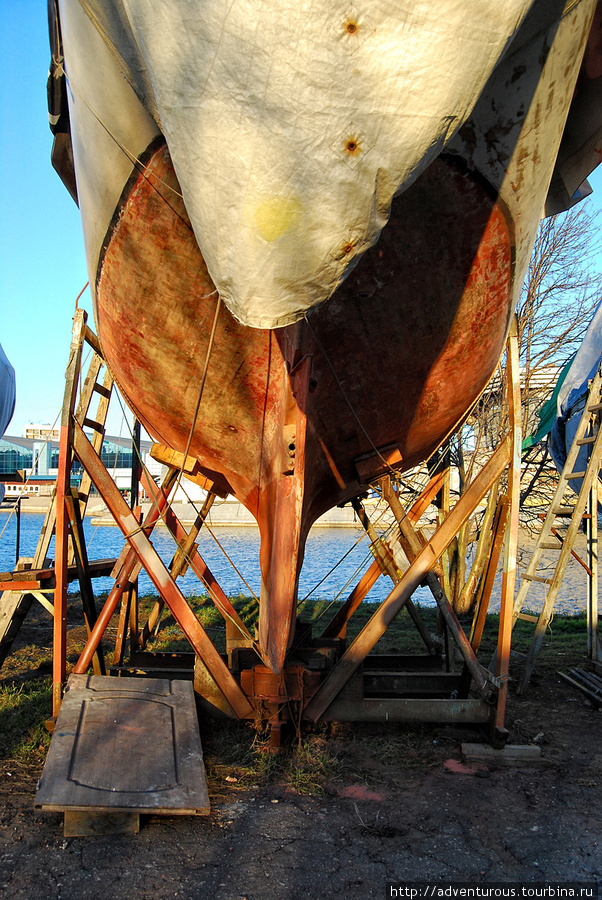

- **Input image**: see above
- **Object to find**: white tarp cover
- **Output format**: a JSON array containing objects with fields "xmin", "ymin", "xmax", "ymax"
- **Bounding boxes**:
[
  {"xmin": 557, "ymin": 299, "xmax": 602, "ymax": 419},
  {"xmin": 548, "ymin": 300, "xmax": 602, "ymax": 477},
  {"xmin": 0, "ymin": 343, "xmax": 15, "ymax": 439},
  {"xmin": 79, "ymin": 0, "xmax": 533, "ymax": 328}
]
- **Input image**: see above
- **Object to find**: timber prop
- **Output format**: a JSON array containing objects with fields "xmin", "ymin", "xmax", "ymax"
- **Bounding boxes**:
[{"xmin": 42, "ymin": 312, "xmax": 521, "ymax": 747}]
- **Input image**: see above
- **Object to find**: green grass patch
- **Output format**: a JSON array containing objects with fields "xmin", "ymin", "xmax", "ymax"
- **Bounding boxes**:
[{"xmin": 0, "ymin": 678, "xmax": 52, "ymax": 765}]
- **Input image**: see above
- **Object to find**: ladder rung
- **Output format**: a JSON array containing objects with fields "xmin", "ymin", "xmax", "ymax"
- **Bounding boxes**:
[
  {"xmin": 588, "ymin": 403, "xmax": 602, "ymax": 412},
  {"xmin": 82, "ymin": 417, "xmax": 105, "ymax": 433},
  {"xmin": 566, "ymin": 471, "xmax": 586, "ymax": 479},
  {"xmin": 553, "ymin": 507, "xmax": 576, "ymax": 516},
  {"xmin": 576, "ymin": 436, "xmax": 596, "ymax": 445},
  {"xmin": 540, "ymin": 541, "xmax": 562, "ymax": 550},
  {"xmin": 521, "ymin": 574, "xmax": 552, "ymax": 584},
  {"xmin": 84, "ymin": 325, "xmax": 103, "ymax": 357},
  {"xmin": 93, "ymin": 383, "xmax": 112, "ymax": 400},
  {"xmin": 517, "ymin": 613, "xmax": 539, "ymax": 623}
]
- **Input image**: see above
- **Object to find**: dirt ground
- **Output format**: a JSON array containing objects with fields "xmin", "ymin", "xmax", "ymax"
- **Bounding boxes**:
[{"xmin": 1, "ymin": 602, "xmax": 601, "ymax": 900}]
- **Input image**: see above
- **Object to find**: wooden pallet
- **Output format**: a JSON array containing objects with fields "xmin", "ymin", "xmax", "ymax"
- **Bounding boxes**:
[{"xmin": 35, "ymin": 674, "xmax": 209, "ymax": 835}]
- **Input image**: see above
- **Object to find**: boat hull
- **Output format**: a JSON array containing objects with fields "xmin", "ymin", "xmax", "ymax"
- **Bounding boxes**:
[
  {"xmin": 97, "ymin": 146, "xmax": 513, "ymax": 670},
  {"xmin": 52, "ymin": 0, "xmax": 601, "ymax": 673}
]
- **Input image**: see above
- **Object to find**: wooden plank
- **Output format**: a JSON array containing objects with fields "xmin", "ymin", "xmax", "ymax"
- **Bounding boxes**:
[
  {"xmin": 0, "ymin": 591, "xmax": 35, "ymax": 668},
  {"xmin": 74, "ymin": 470, "xmax": 178, "ymax": 676},
  {"xmin": 354, "ymin": 444, "xmax": 403, "ymax": 482},
  {"xmin": 64, "ymin": 811, "xmax": 139, "ymax": 837},
  {"xmin": 495, "ymin": 323, "xmax": 521, "ymax": 729},
  {"xmin": 149, "ymin": 443, "xmax": 230, "ymax": 497},
  {"xmin": 320, "ymin": 474, "xmax": 445, "ymax": 641},
  {"xmin": 36, "ymin": 674, "xmax": 210, "ymax": 815},
  {"xmin": 2, "ymin": 581, "xmax": 44, "ymax": 592},
  {"xmin": 304, "ymin": 434, "xmax": 511, "ymax": 722},
  {"xmin": 72, "ymin": 423, "xmax": 253, "ymax": 719},
  {"xmin": 54, "ymin": 310, "xmax": 88, "ymax": 715},
  {"xmin": 320, "ymin": 696, "xmax": 493, "ymax": 723},
  {"xmin": 380, "ymin": 474, "xmax": 494, "ymax": 697},
  {"xmin": 65, "ymin": 491, "xmax": 105, "ymax": 676}
]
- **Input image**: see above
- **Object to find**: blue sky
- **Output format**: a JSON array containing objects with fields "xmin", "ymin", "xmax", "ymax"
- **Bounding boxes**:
[
  {"xmin": 1, "ymin": 5, "xmax": 92, "ymax": 434},
  {"xmin": 2, "ymin": 4, "xmax": 602, "ymax": 441}
]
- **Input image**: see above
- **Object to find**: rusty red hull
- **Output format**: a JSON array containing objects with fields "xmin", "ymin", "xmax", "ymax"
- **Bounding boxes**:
[{"xmin": 96, "ymin": 143, "xmax": 513, "ymax": 672}]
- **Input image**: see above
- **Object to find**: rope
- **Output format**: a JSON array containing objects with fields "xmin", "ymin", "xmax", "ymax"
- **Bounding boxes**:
[
  {"xmin": 176, "ymin": 480, "xmax": 259, "ymax": 603},
  {"xmin": 54, "ymin": 61, "xmax": 190, "ymax": 230},
  {"xmin": 173, "ymin": 295, "xmax": 222, "ymax": 506}
]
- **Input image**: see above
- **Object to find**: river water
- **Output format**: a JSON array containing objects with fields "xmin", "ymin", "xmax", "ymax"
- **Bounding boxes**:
[
  {"xmin": 0, "ymin": 510, "xmax": 436, "ymax": 606},
  {"xmin": 0, "ymin": 510, "xmax": 591, "ymax": 614}
]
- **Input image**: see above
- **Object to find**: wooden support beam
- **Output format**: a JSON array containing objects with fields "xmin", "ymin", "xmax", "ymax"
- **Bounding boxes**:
[
  {"xmin": 53, "ymin": 310, "xmax": 87, "ymax": 717},
  {"xmin": 320, "ymin": 473, "xmax": 446, "ymax": 641},
  {"xmin": 469, "ymin": 495, "xmax": 510, "ymax": 654},
  {"xmin": 150, "ymin": 443, "xmax": 230, "ymax": 497},
  {"xmin": 495, "ymin": 324, "xmax": 521, "ymax": 727},
  {"xmin": 587, "ymin": 480, "xmax": 599, "ymax": 661},
  {"xmin": 74, "ymin": 470, "xmax": 178, "ymax": 675},
  {"xmin": 320, "ymin": 560, "xmax": 381, "ymax": 640},
  {"xmin": 353, "ymin": 491, "xmax": 438, "ymax": 655},
  {"xmin": 65, "ymin": 490, "xmax": 105, "ymax": 676},
  {"xmin": 72, "ymin": 422, "xmax": 253, "ymax": 719},
  {"xmin": 163, "ymin": 508, "xmax": 253, "ymax": 640},
  {"xmin": 137, "ymin": 468, "xmax": 253, "ymax": 644},
  {"xmin": 304, "ymin": 434, "xmax": 511, "ymax": 722}
]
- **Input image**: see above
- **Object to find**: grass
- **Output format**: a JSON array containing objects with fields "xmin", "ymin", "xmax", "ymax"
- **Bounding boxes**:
[
  {"xmin": 202, "ymin": 721, "xmax": 343, "ymax": 796},
  {"xmin": 0, "ymin": 677, "xmax": 52, "ymax": 766},
  {"xmin": 0, "ymin": 591, "xmax": 594, "ymax": 797}
]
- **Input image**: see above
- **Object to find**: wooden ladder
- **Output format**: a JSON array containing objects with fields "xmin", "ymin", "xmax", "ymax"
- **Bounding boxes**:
[
  {"xmin": 0, "ymin": 312, "xmax": 113, "ymax": 670},
  {"xmin": 512, "ymin": 364, "xmax": 602, "ymax": 693}
]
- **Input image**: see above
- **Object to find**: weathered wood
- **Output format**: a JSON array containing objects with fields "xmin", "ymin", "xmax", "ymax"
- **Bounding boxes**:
[
  {"xmin": 354, "ymin": 444, "xmax": 403, "ymax": 482},
  {"xmin": 355, "ymin": 491, "xmax": 438, "ymax": 655},
  {"xmin": 64, "ymin": 811, "xmax": 139, "ymax": 837},
  {"xmin": 113, "ymin": 585, "xmax": 133, "ymax": 667},
  {"xmin": 53, "ymin": 310, "xmax": 88, "ymax": 716},
  {"xmin": 381, "ymin": 474, "xmax": 494, "ymax": 696},
  {"xmin": 74, "ymin": 366, "xmax": 114, "ymax": 526},
  {"xmin": 150, "ymin": 443, "xmax": 230, "ymax": 497},
  {"xmin": 65, "ymin": 490, "xmax": 105, "ymax": 676},
  {"xmin": 515, "ymin": 361, "xmax": 602, "ymax": 694},
  {"xmin": 495, "ymin": 324, "xmax": 521, "ymax": 727},
  {"xmin": 74, "ymin": 470, "xmax": 178, "ymax": 676},
  {"xmin": 0, "ymin": 589, "xmax": 35, "ymax": 668},
  {"xmin": 139, "ymin": 492, "xmax": 217, "ymax": 644},
  {"xmin": 36, "ymin": 674, "xmax": 209, "ymax": 815},
  {"xmin": 304, "ymin": 435, "xmax": 511, "ymax": 721},
  {"xmin": 320, "ymin": 475, "xmax": 446, "ymax": 641},
  {"xmin": 320, "ymin": 696, "xmax": 493, "ymax": 723},
  {"xmin": 587, "ymin": 481, "xmax": 599, "ymax": 661},
  {"xmin": 469, "ymin": 495, "xmax": 510, "ymax": 654},
  {"xmin": 163, "ymin": 508, "xmax": 252, "ymax": 640},
  {"xmin": 72, "ymin": 423, "xmax": 253, "ymax": 719},
  {"xmin": 320, "ymin": 559, "xmax": 382, "ymax": 640}
]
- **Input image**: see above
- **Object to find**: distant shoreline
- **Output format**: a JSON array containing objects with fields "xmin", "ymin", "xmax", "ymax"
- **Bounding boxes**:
[{"xmin": 0, "ymin": 496, "xmax": 365, "ymax": 528}]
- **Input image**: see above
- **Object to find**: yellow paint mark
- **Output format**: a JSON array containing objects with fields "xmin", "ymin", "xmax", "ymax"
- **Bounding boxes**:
[{"xmin": 252, "ymin": 196, "xmax": 302, "ymax": 242}]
